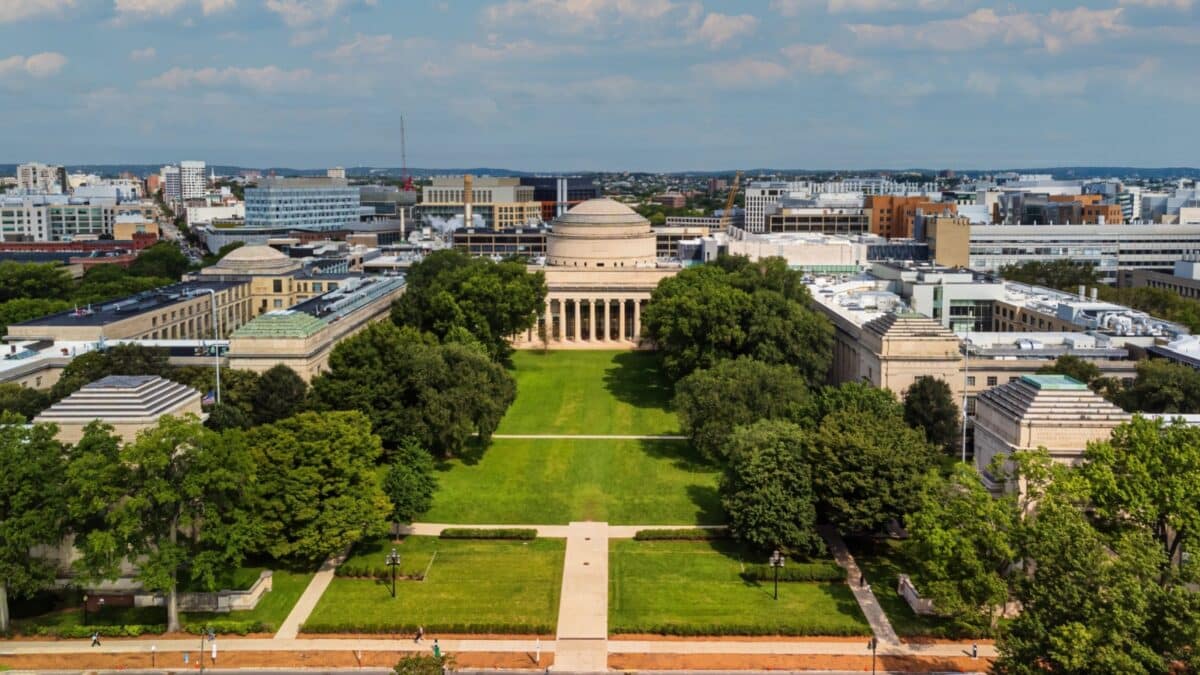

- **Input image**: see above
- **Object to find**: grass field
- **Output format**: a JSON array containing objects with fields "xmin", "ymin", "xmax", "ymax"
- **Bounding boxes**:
[
  {"xmin": 497, "ymin": 351, "xmax": 678, "ymax": 435},
  {"xmin": 183, "ymin": 569, "xmax": 314, "ymax": 631},
  {"xmin": 426, "ymin": 438, "xmax": 721, "ymax": 525},
  {"xmin": 304, "ymin": 536, "xmax": 564, "ymax": 633},
  {"xmin": 609, "ymin": 540, "xmax": 870, "ymax": 636}
]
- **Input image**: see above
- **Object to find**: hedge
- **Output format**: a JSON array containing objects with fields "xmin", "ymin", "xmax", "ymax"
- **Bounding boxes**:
[
  {"xmin": 610, "ymin": 622, "xmax": 868, "ymax": 637},
  {"xmin": 184, "ymin": 620, "xmax": 272, "ymax": 635},
  {"xmin": 336, "ymin": 561, "xmax": 424, "ymax": 581},
  {"xmin": 740, "ymin": 562, "xmax": 845, "ymax": 583},
  {"xmin": 300, "ymin": 621, "xmax": 553, "ymax": 635},
  {"xmin": 632, "ymin": 528, "xmax": 728, "ymax": 541},
  {"xmin": 439, "ymin": 528, "xmax": 537, "ymax": 540},
  {"xmin": 34, "ymin": 620, "xmax": 270, "ymax": 639}
]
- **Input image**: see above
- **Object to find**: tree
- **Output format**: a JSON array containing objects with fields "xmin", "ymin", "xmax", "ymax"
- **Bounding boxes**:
[
  {"xmin": 394, "ymin": 653, "xmax": 455, "ymax": 675},
  {"xmin": 1037, "ymin": 354, "xmax": 1101, "ymax": 386},
  {"xmin": 245, "ymin": 411, "xmax": 391, "ymax": 563},
  {"xmin": 814, "ymin": 381, "xmax": 904, "ymax": 421},
  {"xmin": 0, "ymin": 382, "xmax": 50, "ymax": 421},
  {"xmin": 127, "ymin": 241, "xmax": 191, "ymax": 280},
  {"xmin": 1115, "ymin": 359, "xmax": 1200, "ymax": 414},
  {"xmin": 902, "ymin": 377, "xmax": 961, "ymax": 454},
  {"xmin": 205, "ymin": 402, "xmax": 251, "ymax": 431},
  {"xmin": 0, "ymin": 261, "xmax": 73, "ymax": 302},
  {"xmin": 642, "ymin": 257, "xmax": 832, "ymax": 383},
  {"xmin": 390, "ymin": 249, "xmax": 547, "ymax": 359},
  {"xmin": 998, "ymin": 260, "xmax": 1100, "ymax": 293},
  {"xmin": 806, "ymin": 408, "xmax": 937, "ymax": 533},
  {"xmin": 0, "ymin": 413, "xmax": 67, "ymax": 632},
  {"xmin": 0, "ymin": 298, "xmax": 72, "ymax": 336},
  {"xmin": 73, "ymin": 265, "xmax": 173, "ymax": 306},
  {"xmin": 673, "ymin": 357, "xmax": 811, "ymax": 463},
  {"xmin": 50, "ymin": 344, "xmax": 171, "ymax": 402},
  {"xmin": 905, "ymin": 465, "xmax": 1017, "ymax": 628},
  {"xmin": 1080, "ymin": 415, "xmax": 1200, "ymax": 571},
  {"xmin": 383, "ymin": 441, "xmax": 437, "ymax": 526},
  {"xmin": 172, "ymin": 366, "xmax": 261, "ymax": 420},
  {"xmin": 251, "ymin": 364, "xmax": 308, "ymax": 425},
  {"xmin": 719, "ymin": 420, "xmax": 822, "ymax": 556},
  {"xmin": 311, "ymin": 323, "xmax": 515, "ymax": 457},
  {"xmin": 68, "ymin": 415, "xmax": 255, "ymax": 632}
]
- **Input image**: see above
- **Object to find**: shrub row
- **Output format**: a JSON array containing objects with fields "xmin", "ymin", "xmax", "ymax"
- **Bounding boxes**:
[
  {"xmin": 740, "ymin": 562, "xmax": 845, "ymax": 582},
  {"xmin": 300, "ymin": 621, "xmax": 553, "ymax": 635},
  {"xmin": 610, "ymin": 622, "xmax": 867, "ymax": 637},
  {"xmin": 33, "ymin": 620, "xmax": 270, "ymax": 639},
  {"xmin": 632, "ymin": 528, "xmax": 728, "ymax": 541},
  {"xmin": 439, "ymin": 528, "xmax": 537, "ymax": 540},
  {"xmin": 335, "ymin": 561, "xmax": 424, "ymax": 581},
  {"xmin": 184, "ymin": 620, "xmax": 272, "ymax": 635}
]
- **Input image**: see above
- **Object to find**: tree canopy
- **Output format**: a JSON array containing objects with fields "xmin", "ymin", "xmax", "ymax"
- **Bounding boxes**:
[
  {"xmin": 1114, "ymin": 359, "xmax": 1200, "ymax": 414},
  {"xmin": 0, "ymin": 382, "xmax": 50, "ymax": 421},
  {"xmin": 642, "ymin": 256, "xmax": 832, "ymax": 383},
  {"xmin": 383, "ymin": 440, "xmax": 438, "ymax": 525},
  {"xmin": 311, "ymin": 322, "xmax": 515, "ymax": 457},
  {"xmin": 390, "ymin": 249, "xmax": 547, "ymax": 359},
  {"xmin": 902, "ymin": 376, "xmax": 961, "ymax": 454},
  {"xmin": 0, "ymin": 298, "xmax": 71, "ymax": 336},
  {"xmin": 1036, "ymin": 354, "xmax": 1101, "ymax": 386},
  {"xmin": 127, "ymin": 241, "xmax": 192, "ymax": 280},
  {"xmin": 250, "ymin": 364, "xmax": 308, "ymax": 425},
  {"xmin": 0, "ymin": 261, "xmax": 74, "ymax": 303},
  {"xmin": 50, "ymin": 343, "xmax": 171, "ymax": 402}
]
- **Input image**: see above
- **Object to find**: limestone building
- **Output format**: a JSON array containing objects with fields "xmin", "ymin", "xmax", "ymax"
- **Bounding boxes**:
[
  {"xmin": 34, "ymin": 375, "xmax": 204, "ymax": 444},
  {"xmin": 515, "ymin": 198, "xmax": 678, "ymax": 348}
]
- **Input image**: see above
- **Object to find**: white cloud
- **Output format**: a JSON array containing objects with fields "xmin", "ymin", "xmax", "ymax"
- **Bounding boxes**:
[
  {"xmin": 771, "ymin": 0, "xmax": 966, "ymax": 15},
  {"xmin": 483, "ymin": 0, "xmax": 680, "ymax": 32},
  {"xmin": 141, "ymin": 65, "xmax": 318, "ymax": 92},
  {"xmin": 1119, "ymin": 0, "xmax": 1191, "ymax": 8},
  {"xmin": 264, "ymin": 0, "xmax": 377, "ymax": 27},
  {"xmin": 0, "ymin": 51, "xmax": 68, "ymax": 78},
  {"xmin": 323, "ymin": 32, "xmax": 393, "ymax": 62},
  {"xmin": 692, "ymin": 12, "xmax": 757, "ymax": 48},
  {"xmin": 464, "ymin": 38, "xmax": 582, "ymax": 61},
  {"xmin": 0, "ymin": 0, "xmax": 76, "ymax": 23},
  {"xmin": 289, "ymin": 28, "xmax": 327, "ymax": 46},
  {"xmin": 965, "ymin": 71, "xmax": 998, "ymax": 96},
  {"xmin": 201, "ymin": 0, "xmax": 235, "ymax": 14},
  {"xmin": 692, "ymin": 58, "xmax": 789, "ymax": 89},
  {"xmin": 848, "ymin": 7, "xmax": 1128, "ymax": 53},
  {"xmin": 129, "ymin": 46, "xmax": 157, "ymax": 61},
  {"xmin": 780, "ymin": 43, "xmax": 860, "ymax": 74},
  {"xmin": 113, "ymin": 0, "xmax": 188, "ymax": 19}
]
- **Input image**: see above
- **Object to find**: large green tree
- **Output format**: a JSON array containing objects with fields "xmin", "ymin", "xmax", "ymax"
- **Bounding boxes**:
[
  {"xmin": 1036, "ymin": 354, "xmax": 1101, "ymax": 386},
  {"xmin": 72, "ymin": 265, "xmax": 173, "ymax": 306},
  {"xmin": 312, "ymin": 323, "xmax": 515, "ymax": 457},
  {"xmin": 902, "ymin": 377, "xmax": 961, "ymax": 454},
  {"xmin": 641, "ymin": 256, "xmax": 833, "ymax": 383},
  {"xmin": 50, "ymin": 344, "xmax": 171, "ymax": 402},
  {"xmin": 0, "ymin": 261, "xmax": 73, "ymax": 303},
  {"xmin": 0, "ymin": 298, "xmax": 71, "ymax": 336},
  {"xmin": 383, "ymin": 440, "xmax": 438, "ymax": 526},
  {"xmin": 0, "ymin": 382, "xmax": 50, "ymax": 421},
  {"xmin": 1115, "ymin": 359, "xmax": 1200, "ymax": 414},
  {"xmin": 127, "ymin": 241, "xmax": 191, "ymax": 280},
  {"xmin": 68, "ymin": 415, "xmax": 256, "ymax": 632},
  {"xmin": 905, "ymin": 464, "xmax": 1017, "ymax": 628},
  {"xmin": 0, "ymin": 414, "xmax": 68, "ymax": 632},
  {"xmin": 251, "ymin": 364, "xmax": 308, "ymax": 425},
  {"xmin": 998, "ymin": 259, "xmax": 1100, "ymax": 292},
  {"xmin": 719, "ymin": 420, "xmax": 821, "ymax": 556},
  {"xmin": 673, "ymin": 357, "xmax": 812, "ymax": 463},
  {"xmin": 245, "ymin": 411, "xmax": 391, "ymax": 563},
  {"xmin": 390, "ymin": 249, "xmax": 547, "ymax": 359}
]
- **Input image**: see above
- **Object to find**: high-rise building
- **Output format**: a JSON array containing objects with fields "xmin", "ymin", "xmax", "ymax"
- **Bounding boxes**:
[
  {"xmin": 421, "ymin": 176, "xmax": 541, "ymax": 229},
  {"xmin": 17, "ymin": 163, "xmax": 65, "ymax": 193},
  {"xmin": 745, "ymin": 181, "xmax": 808, "ymax": 233},
  {"xmin": 161, "ymin": 165, "xmax": 182, "ymax": 202},
  {"xmin": 180, "ymin": 160, "xmax": 206, "ymax": 200},
  {"xmin": 245, "ymin": 177, "xmax": 360, "ymax": 231}
]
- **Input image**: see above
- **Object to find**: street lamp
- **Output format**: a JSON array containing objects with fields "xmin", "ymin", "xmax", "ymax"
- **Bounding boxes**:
[
  {"xmin": 868, "ymin": 637, "xmax": 877, "ymax": 675},
  {"xmin": 82, "ymin": 594, "xmax": 88, "ymax": 625},
  {"xmin": 769, "ymin": 550, "xmax": 785, "ymax": 601},
  {"xmin": 386, "ymin": 547, "xmax": 401, "ymax": 599},
  {"xmin": 186, "ymin": 288, "xmax": 222, "ymax": 405},
  {"xmin": 97, "ymin": 597, "xmax": 105, "ymax": 619}
]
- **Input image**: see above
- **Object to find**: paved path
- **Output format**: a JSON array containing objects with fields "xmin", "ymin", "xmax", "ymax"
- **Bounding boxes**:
[
  {"xmin": 274, "ymin": 549, "xmax": 349, "ymax": 639},
  {"xmin": 820, "ymin": 526, "xmax": 900, "ymax": 645},
  {"xmin": 492, "ymin": 434, "xmax": 687, "ymax": 440},
  {"xmin": 553, "ymin": 522, "xmax": 610, "ymax": 672}
]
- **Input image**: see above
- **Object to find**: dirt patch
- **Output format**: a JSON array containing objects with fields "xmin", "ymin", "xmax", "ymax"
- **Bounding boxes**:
[
  {"xmin": 0, "ymin": 650, "xmax": 551, "ymax": 671},
  {"xmin": 610, "ymin": 652, "xmax": 992, "ymax": 671},
  {"xmin": 611, "ymin": 634, "xmax": 869, "ymax": 643}
]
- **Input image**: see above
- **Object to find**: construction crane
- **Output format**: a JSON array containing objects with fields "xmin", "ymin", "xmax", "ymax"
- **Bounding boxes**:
[
  {"xmin": 400, "ymin": 114, "xmax": 414, "ymax": 192},
  {"xmin": 718, "ymin": 170, "xmax": 742, "ymax": 231}
]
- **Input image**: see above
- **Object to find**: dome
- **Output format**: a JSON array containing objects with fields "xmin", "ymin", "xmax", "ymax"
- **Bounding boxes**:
[
  {"xmin": 221, "ymin": 245, "xmax": 288, "ymax": 263},
  {"xmin": 201, "ymin": 244, "xmax": 303, "ymax": 275},
  {"xmin": 547, "ymin": 198, "xmax": 656, "ymax": 268}
]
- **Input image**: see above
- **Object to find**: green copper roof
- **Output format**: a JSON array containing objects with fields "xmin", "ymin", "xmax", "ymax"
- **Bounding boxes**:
[
  {"xmin": 232, "ymin": 311, "xmax": 328, "ymax": 338},
  {"xmin": 1020, "ymin": 374, "xmax": 1088, "ymax": 390}
]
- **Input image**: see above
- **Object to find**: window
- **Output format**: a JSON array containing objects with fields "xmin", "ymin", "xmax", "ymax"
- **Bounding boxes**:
[
  {"xmin": 966, "ymin": 376, "xmax": 976, "ymax": 386},
  {"xmin": 273, "ymin": 279, "xmax": 283, "ymax": 293},
  {"xmin": 273, "ymin": 299, "xmax": 283, "ymax": 308},
  {"xmin": 312, "ymin": 282, "xmax": 322, "ymax": 293},
  {"xmin": 986, "ymin": 376, "xmax": 998, "ymax": 387}
]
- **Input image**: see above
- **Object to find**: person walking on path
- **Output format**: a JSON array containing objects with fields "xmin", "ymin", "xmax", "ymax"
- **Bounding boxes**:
[
  {"xmin": 90, "ymin": 632, "xmax": 101, "ymax": 647},
  {"xmin": 414, "ymin": 626, "xmax": 424, "ymax": 643},
  {"xmin": 432, "ymin": 638, "xmax": 441, "ymax": 659},
  {"xmin": 859, "ymin": 572, "xmax": 866, "ymax": 588}
]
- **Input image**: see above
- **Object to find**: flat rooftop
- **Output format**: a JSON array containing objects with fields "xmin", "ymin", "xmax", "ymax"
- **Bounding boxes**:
[{"xmin": 15, "ymin": 280, "xmax": 245, "ymax": 327}]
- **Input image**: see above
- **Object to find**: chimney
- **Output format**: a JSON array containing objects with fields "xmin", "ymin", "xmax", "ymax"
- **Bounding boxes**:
[
  {"xmin": 462, "ymin": 174, "xmax": 474, "ymax": 227},
  {"xmin": 1079, "ymin": 285, "xmax": 1087, "ymax": 301},
  {"xmin": 1091, "ymin": 287, "xmax": 1098, "ymax": 302}
]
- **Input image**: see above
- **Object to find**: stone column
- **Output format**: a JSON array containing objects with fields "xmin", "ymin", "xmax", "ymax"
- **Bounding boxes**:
[
  {"xmin": 573, "ymin": 298, "xmax": 581, "ymax": 341},
  {"xmin": 544, "ymin": 300, "xmax": 553, "ymax": 342},
  {"xmin": 633, "ymin": 300, "xmax": 641, "ymax": 343},
  {"xmin": 588, "ymin": 300, "xmax": 597, "ymax": 343},
  {"xmin": 602, "ymin": 299, "xmax": 610, "ymax": 342},
  {"xmin": 619, "ymin": 299, "xmax": 627, "ymax": 342}
]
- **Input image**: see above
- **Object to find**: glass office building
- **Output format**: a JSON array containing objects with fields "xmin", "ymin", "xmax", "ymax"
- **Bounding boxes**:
[{"xmin": 245, "ymin": 177, "xmax": 360, "ymax": 231}]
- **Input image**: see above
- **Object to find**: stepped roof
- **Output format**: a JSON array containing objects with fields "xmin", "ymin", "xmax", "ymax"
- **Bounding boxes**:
[
  {"xmin": 977, "ymin": 374, "xmax": 1129, "ymax": 424},
  {"xmin": 231, "ymin": 310, "xmax": 328, "ymax": 338},
  {"xmin": 35, "ymin": 375, "xmax": 201, "ymax": 423}
]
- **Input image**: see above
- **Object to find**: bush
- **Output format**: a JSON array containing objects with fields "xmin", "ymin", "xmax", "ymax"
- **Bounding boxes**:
[
  {"xmin": 37, "ymin": 624, "xmax": 167, "ymax": 638},
  {"xmin": 740, "ymin": 561, "xmax": 845, "ymax": 582},
  {"xmin": 632, "ymin": 528, "xmax": 729, "ymax": 541},
  {"xmin": 438, "ymin": 528, "xmax": 536, "ymax": 540},
  {"xmin": 610, "ymin": 622, "xmax": 866, "ymax": 637},
  {"xmin": 184, "ymin": 620, "xmax": 272, "ymax": 635},
  {"xmin": 301, "ymin": 620, "xmax": 553, "ymax": 635},
  {"xmin": 335, "ymin": 561, "xmax": 424, "ymax": 581}
]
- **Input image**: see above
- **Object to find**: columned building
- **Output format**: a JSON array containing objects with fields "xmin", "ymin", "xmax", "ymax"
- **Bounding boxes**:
[{"xmin": 515, "ymin": 198, "xmax": 677, "ymax": 349}]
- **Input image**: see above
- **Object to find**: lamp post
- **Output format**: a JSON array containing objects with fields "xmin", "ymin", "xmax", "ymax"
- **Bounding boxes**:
[
  {"xmin": 868, "ymin": 636, "xmax": 877, "ymax": 675},
  {"xmin": 97, "ymin": 597, "xmax": 105, "ymax": 620},
  {"xmin": 82, "ymin": 594, "xmax": 88, "ymax": 625},
  {"xmin": 386, "ymin": 547, "xmax": 401, "ymax": 599},
  {"xmin": 186, "ymin": 287, "xmax": 222, "ymax": 404},
  {"xmin": 769, "ymin": 549, "xmax": 785, "ymax": 601}
]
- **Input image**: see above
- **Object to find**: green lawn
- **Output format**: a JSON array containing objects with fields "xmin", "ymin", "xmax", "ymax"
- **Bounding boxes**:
[
  {"xmin": 183, "ymin": 569, "xmax": 314, "ymax": 631},
  {"xmin": 498, "ymin": 351, "xmax": 678, "ymax": 435},
  {"xmin": 304, "ymin": 537, "xmax": 564, "ymax": 633},
  {"xmin": 610, "ymin": 540, "xmax": 870, "ymax": 636},
  {"xmin": 425, "ymin": 438, "xmax": 721, "ymax": 525},
  {"xmin": 844, "ymin": 536, "xmax": 993, "ymax": 639}
]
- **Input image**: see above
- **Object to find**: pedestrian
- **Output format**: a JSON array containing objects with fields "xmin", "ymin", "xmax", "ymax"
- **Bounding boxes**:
[
  {"xmin": 972, "ymin": 642, "xmax": 978, "ymax": 659},
  {"xmin": 415, "ymin": 626, "xmax": 424, "ymax": 643},
  {"xmin": 90, "ymin": 631, "xmax": 101, "ymax": 647},
  {"xmin": 432, "ymin": 638, "xmax": 441, "ymax": 659},
  {"xmin": 859, "ymin": 572, "xmax": 865, "ymax": 588}
]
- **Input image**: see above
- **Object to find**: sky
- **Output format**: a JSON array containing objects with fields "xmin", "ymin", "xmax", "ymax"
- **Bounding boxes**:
[{"xmin": 0, "ymin": 0, "xmax": 1197, "ymax": 171}]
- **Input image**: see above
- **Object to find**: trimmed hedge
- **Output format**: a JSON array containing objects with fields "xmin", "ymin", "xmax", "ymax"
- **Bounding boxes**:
[
  {"xmin": 300, "ymin": 620, "xmax": 553, "ymax": 635},
  {"xmin": 335, "ymin": 561, "xmax": 424, "ymax": 581},
  {"xmin": 184, "ymin": 620, "xmax": 272, "ymax": 635},
  {"xmin": 610, "ymin": 622, "xmax": 867, "ymax": 637},
  {"xmin": 632, "ymin": 528, "xmax": 728, "ymax": 541},
  {"xmin": 33, "ymin": 620, "xmax": 270, "ymax": 639},
  {"xmin": 740, "ymin": 562, "xmax": 845, "ymax": 583},
  {"xmin": 439, "ymin": 528, "xmax": 536, "ymax": 540}
]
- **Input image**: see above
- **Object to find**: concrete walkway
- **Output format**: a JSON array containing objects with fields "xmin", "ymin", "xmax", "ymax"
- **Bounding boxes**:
[
  {"xmin": 820, "ymin": 526, "xmax": 900, "ymax": 645},
  {"xmin": 492, "ymin": 434, "xmax": 687, "ymax": 440},
  {"xmin": 553, "ymin": 522, "xmax": 610, "ymax": 672},
  {"xmin": 274, "ymin": 549, "xmax": 349, "ymax": 639}
]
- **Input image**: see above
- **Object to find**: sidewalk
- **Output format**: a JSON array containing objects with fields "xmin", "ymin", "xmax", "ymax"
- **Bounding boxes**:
[
  {"xmin": 553, "ymin": 521, "xmax": 610, "ymax": 672},
  {"xmin": 274, "ymin": 548, "xmax": 349, "ymax": 639},
  {"xmin": 820, "ymin": 526, "xmax": 900, "ymax": 645}
]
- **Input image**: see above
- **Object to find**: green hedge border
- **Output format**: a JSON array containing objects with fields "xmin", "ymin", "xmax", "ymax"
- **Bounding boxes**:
[
  {"xmin": 632, "ymin": 528, "xmax": 728, "ymax": 541},
  {"xmin": 32, "ymin": 620, "xmax": 269, "ymax": 638},
  {"xmin": 439, "ymin": 528, "xmax": 537, "ymax": 540},
  {"xmin": 301, "ymin": 621, "xmax": 553, "ymax": 635},
  {"xmin": 740, "ymin": 562, "xmax": 845, "ymax": 582},
  {"xmin": 610, "ymin": 622, "xmax": 868, "ymax": 637}
]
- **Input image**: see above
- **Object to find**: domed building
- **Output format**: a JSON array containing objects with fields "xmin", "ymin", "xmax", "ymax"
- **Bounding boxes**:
[
  {"xmin": 198, "ymin": 244, "xmax": 304, "ymax": 276},
  {"xmin": 516, "ymin": 198, "xmax": 680, "ymax": 349}
]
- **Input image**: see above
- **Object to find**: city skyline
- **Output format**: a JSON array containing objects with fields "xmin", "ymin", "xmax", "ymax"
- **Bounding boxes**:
[{"xmin": 1, "ymin": 0, "xmax": 1197, "ymax": 170}]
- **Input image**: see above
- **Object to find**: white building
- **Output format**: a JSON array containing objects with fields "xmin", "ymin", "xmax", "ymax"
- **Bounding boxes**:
[
  {"xmin": 186, "ymin": 203, "xmax": 245, "ymax": 228},
  {"xmin": 161, "ymin": 165, "xmax": 182, "ymax": 202},
  {"xmin": 17, "ymin": 163, "xmax": 63, "ymax": 193},
  {"xmin": 180, "ymin": 160, "xmax": 207, "ymax": 200},
  {"xmin": 327, "ymin": 167, "xmax": 346, "ymax": 179}
]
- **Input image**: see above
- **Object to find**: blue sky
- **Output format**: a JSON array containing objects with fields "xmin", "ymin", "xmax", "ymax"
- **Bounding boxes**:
[{"xmin": 1, "ymin": 0, "xmax": 1197, "ymax": 171}]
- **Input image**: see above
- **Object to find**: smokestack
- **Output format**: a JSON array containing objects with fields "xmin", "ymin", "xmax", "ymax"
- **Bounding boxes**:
[
  {"xmin": 1079, "ymin": 285, "xmax": 1086, "ymax": 301},
  {"xmin": 1091, "ymin": 287, "xmax": 1098, "ymax": 302},
  {"xmin": 463, "ymin": 174, "xmax": 474, "ymax": 228}
]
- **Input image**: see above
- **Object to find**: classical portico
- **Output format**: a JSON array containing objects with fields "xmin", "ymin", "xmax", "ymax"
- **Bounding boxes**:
[{"xmin": 515, "ymin": 198, "xmax": 678, "ymax": 349}]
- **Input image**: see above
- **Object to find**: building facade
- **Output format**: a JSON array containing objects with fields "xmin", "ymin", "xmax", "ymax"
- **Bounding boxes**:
[
  {"xmin": 420, "ymin": 176, "xmax": 541, "ymax": 229},
  {"xmin": 17, "ymin": 163, "xmax": 65, "ymax": 193},
  {"xmin": 180, "ymin": 161, "xmax": 207, "ymax": 200},
  {"xmin": 245, "ymin": 177, "xmax": 360, "ymax": 232}
]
